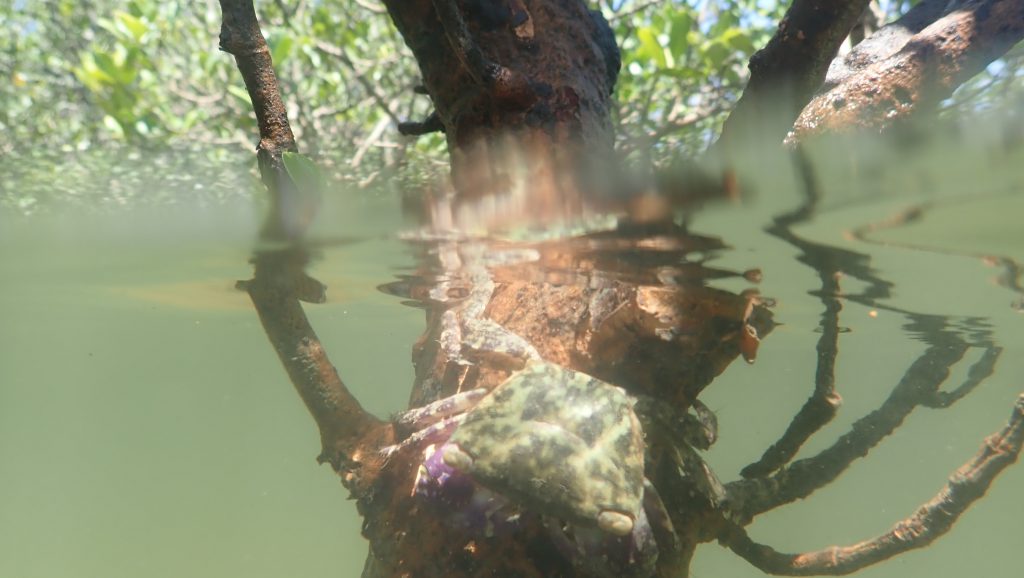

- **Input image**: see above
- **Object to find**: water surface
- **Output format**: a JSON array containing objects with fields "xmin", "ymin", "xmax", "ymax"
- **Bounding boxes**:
[{"xmin": 1, "ymin": 142, "xmax": 1021, "ymax": 577}]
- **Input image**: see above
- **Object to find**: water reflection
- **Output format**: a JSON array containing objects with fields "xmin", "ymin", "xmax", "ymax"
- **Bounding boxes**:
[
  {"xmin": 383, "ymin": 216, "xmax": 771, "ymax": 412},
  {"xmin": 723, "ymin": 153, "xmax": 1009, "ymax": 533}
]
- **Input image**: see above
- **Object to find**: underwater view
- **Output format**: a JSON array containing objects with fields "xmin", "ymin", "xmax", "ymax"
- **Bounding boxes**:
[{"xmin": 1, "ymin": 132, "xmax": 1021, "ymax": 577}]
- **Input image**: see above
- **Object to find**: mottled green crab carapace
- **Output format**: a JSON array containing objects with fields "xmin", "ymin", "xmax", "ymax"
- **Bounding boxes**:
[{"xmin": 441, "ymin": 362, "xmax": 646, "ymax": 535}]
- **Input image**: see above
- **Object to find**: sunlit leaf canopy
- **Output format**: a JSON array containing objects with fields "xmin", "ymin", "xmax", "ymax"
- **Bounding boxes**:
[{"xmin": 2, "ymin": 0, "xmax": 1023, "ymax": 212}]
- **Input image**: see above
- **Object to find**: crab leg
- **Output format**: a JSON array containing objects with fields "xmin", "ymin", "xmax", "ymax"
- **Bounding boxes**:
[{"xmin": 382, "ymin": 411, "xmax": 472, "ymax": 459}]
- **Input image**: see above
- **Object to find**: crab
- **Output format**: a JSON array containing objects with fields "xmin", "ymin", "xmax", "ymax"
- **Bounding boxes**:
[
  {"xmin": 385, "ymin": 359, "xmax": 671, "ymax": 576},
  {"xmin": 407, "ymin": 362, "xmax": 646, "ymax": 530}
]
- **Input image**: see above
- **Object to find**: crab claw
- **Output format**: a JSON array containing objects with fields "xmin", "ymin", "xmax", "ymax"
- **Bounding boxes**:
[
  {"xmin": 597, "ymin": 510, "xmax": 634, "ymax": 536},
  {"xmin": 441, "ymin": 443, "xmax": 475, "ymax": 471}
]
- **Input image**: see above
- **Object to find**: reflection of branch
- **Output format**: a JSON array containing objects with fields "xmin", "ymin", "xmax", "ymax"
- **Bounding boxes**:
[
  {"xmin": 723, "ymin": 124, "xmax": 1021, "ymax": 576},
  {"xmin": 238, "ymin": 250, "xmax": 387, "ymax": 472},
  {"xmin": 737, "ymin": 150, "xmax": 851, "ymax": 478},
  {"xmin": 726, "ymin": 335, "xmax": 982, "ymax": 521},
  {"xmin": 848, "ymin": 194, "xmax": 1024, "ymax": 310},
  {"xmin": 722, "ymin": 393, "xmax": 1024, "ymax": 575},
  {"xmin": 740, "ymin": 270, "xmax": 842, "ymax": 478},
  {"xmin": 925, "ymin": 346, "xmax": 1003, "ymax": 408},
  {"xmin": 733, "ymin": 148, "xmax": 1008, "ymax": 518}
]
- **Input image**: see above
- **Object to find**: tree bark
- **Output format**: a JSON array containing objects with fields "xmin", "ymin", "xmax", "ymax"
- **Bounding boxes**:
[
  {"xmin": 219, "ymin": 0, "xmax": 393, "ymax": 494},
  {"xmin": 716, "ymin": 0, "xmax": 1024, "ymax": 150},
  {"xmin": 713, "ymin": 0, "xmax": 872, "ymax": 155},
  {"xmin": 380, "ymin": 0, "xmax": 620, "ymax": 197},
  {"xmin": 788, "ymin": 0, "xmax": 1024, "ymax": 142}
]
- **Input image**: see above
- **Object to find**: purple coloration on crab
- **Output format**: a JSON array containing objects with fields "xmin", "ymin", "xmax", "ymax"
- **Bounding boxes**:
[
  {"xmin": 413, "ymin": 443, "xmax": 523, "ymax": 537},
  {"xmin": 414, "ymin": 443, "xmax": 476, "ymax": 504}
]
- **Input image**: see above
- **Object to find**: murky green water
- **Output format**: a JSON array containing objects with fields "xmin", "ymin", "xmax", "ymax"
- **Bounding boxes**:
[{"xmin": 2, "ymin": 140, "xmax": 1022, "ymax": 577}]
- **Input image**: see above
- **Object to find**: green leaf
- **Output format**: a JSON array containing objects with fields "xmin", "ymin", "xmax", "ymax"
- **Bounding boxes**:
[
  {"xmin": 636, "ymin": 27, "xmax": 666, "ymax": 69},
  {"xmin": 114, "ymin": 11, "xmax": 148, "ymax": 42},
  {"xmin": 668, "ymin": 12, "xmax": 692, "ymax": 58},
  {"xmin": 93, "ymin": 50, "xmax": 136, "ymax": 86},
  {"xmin": 282, "ymin": 151, "xmax": 325, "ymax": 193},
  {"xmin": 720, "ymin": 27, "xmax": 756, "ymax": 55},
  {"xmin": 73, "ymin": 54, "xmax": 113, "ymax": 92},
  {"xmin": 301, "ymin": 42, "xmax": 322, "ymax": 68},
  {"xmin": 126, "ymin": 0, "xmax": 145, "ymax": 18},
  {"xmin": 102, "ymin": 114, "xmax": 126, "ymax": 138},
  {"xmin": 702, "ymin": 40, "xmax": 731, "ymax": 70},
  {"xmin": 268, "ymin": 34, "xmax": 294, "ymax": 65}
]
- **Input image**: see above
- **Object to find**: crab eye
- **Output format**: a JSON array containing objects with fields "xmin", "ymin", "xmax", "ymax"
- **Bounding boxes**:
[{"xmin": 597, "ymin": 510, "xmax": 634, "ymax": 536}]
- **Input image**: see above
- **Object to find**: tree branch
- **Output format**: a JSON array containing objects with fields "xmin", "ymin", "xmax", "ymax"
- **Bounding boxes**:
[
  {"xmin": 219, "ymin": 0, "xmax": 389, "ymax": 488},
  {"xmin": 219, "ymin": 0, "xmax": 296, "ymax": 166},
  {"xmin": 739, "ymin": 270, "xmax": 843, "ymax": 478},
  {"xmin": 721, "ymin": 393, "xmax": 1024, "ymax": 575},
  {"xmin": 312, "ymin": 40, "xmax": 403, "ymax": 128},
  {"xmin": 713, "ymin": 0, "xmax": 871, "ymax": 154},
  {"xmin": 788, "ymin": 0, "xmax": 1024, "ymax": 142},
  {"xmin": 724, "ymin": 333, "xmax": 1002, "ymax": 522}
]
